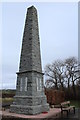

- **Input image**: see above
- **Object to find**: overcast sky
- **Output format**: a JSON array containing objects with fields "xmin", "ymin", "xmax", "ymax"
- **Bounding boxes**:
[{"xmin": 1, "ymin": 2, "xmax": 78, "ymax": 89}]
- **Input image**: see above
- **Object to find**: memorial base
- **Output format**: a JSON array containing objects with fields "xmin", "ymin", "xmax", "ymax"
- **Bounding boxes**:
[{"xmin": 10, "ymin": 95, "xmax": 49, "ymax": 115}]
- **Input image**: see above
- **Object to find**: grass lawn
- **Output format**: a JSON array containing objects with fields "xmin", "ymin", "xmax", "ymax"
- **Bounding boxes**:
[
  {"xmin": 70, "ymin": 100, "xmax": 80, "ymax": 108},
  {"xmin": 0, "ymin": 98, "xmax": 13, "ymax": 103}
]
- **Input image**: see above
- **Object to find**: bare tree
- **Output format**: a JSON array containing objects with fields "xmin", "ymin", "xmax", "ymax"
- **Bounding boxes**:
[
  {"xmin": 44, "ymin": 57, "xmax": 80, "ymax": 99},
  {"xmin": 64, "ymin": 57, "xmax": 79, "ymax": 97},
  {"xmin": 45, "ymin": 63, "xmax": 59, "ymax": 89},
  {"xmin": 45, "ymin": 60, "xmax": 65, "ymax": 90}
]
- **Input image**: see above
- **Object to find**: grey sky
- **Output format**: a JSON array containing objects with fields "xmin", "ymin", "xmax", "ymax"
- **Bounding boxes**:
[{"xmin": 1, "ymin": 2, "xmax": 78, "ymax": 89}]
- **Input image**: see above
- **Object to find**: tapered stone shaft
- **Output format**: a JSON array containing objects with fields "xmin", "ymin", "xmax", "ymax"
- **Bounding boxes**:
[{"xmin": 19, "ymin": 6, "xmax": 42, "ymax": 73}]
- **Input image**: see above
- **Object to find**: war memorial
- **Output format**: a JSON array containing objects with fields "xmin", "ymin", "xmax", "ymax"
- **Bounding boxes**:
[
  {"xmin": 10, "ymin": 6, "xmax": 49, "ymax": 115},
  {"xmin": 1, "ymin": 5, "xmax": 79, "ymax": 120}
]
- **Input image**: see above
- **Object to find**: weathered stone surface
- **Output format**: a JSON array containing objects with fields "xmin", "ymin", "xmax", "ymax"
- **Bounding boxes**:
[
  {"xmin": 10, "ymin": 104, "xmax": 49, "ymax": 115},
  {"xmin": 19, "ymin": 6, "xmax": 42, "ymax": 73},
  {"xmin": 10, "ymin": 5, "xmax": 49, "ymax": 115}
]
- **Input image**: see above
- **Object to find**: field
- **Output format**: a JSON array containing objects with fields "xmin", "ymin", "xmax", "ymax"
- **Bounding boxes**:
[{"xmin": 0, "ymin": 98, "xmax": 13, "ymax": 103}]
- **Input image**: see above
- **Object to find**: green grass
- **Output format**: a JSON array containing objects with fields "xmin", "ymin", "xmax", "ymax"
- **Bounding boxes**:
[
  {"xmin": 0, "ymin": 98, "xmax": 13, "ymax": 103},
  {"xmin": 2, "ymin": 89, "xmax": 16, "ymax": 94},
  {"xmin": 70, "ymin": 100, "xmax": 80, "ymax": 108}
]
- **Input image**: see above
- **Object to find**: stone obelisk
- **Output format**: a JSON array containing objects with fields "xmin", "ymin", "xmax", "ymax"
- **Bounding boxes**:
[{"xmin": 10, "ymin": 6, "xmax": 49, "ymax": 115}]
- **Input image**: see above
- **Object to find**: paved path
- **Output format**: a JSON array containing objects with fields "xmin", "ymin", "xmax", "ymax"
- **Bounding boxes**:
[
  {"xmin": 0, "ymin": 108, "xmax": 80, "ymax": 120},
  {"xmin": 0, "ymin": 108, "xmax": 61, "ymax": 119}
]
